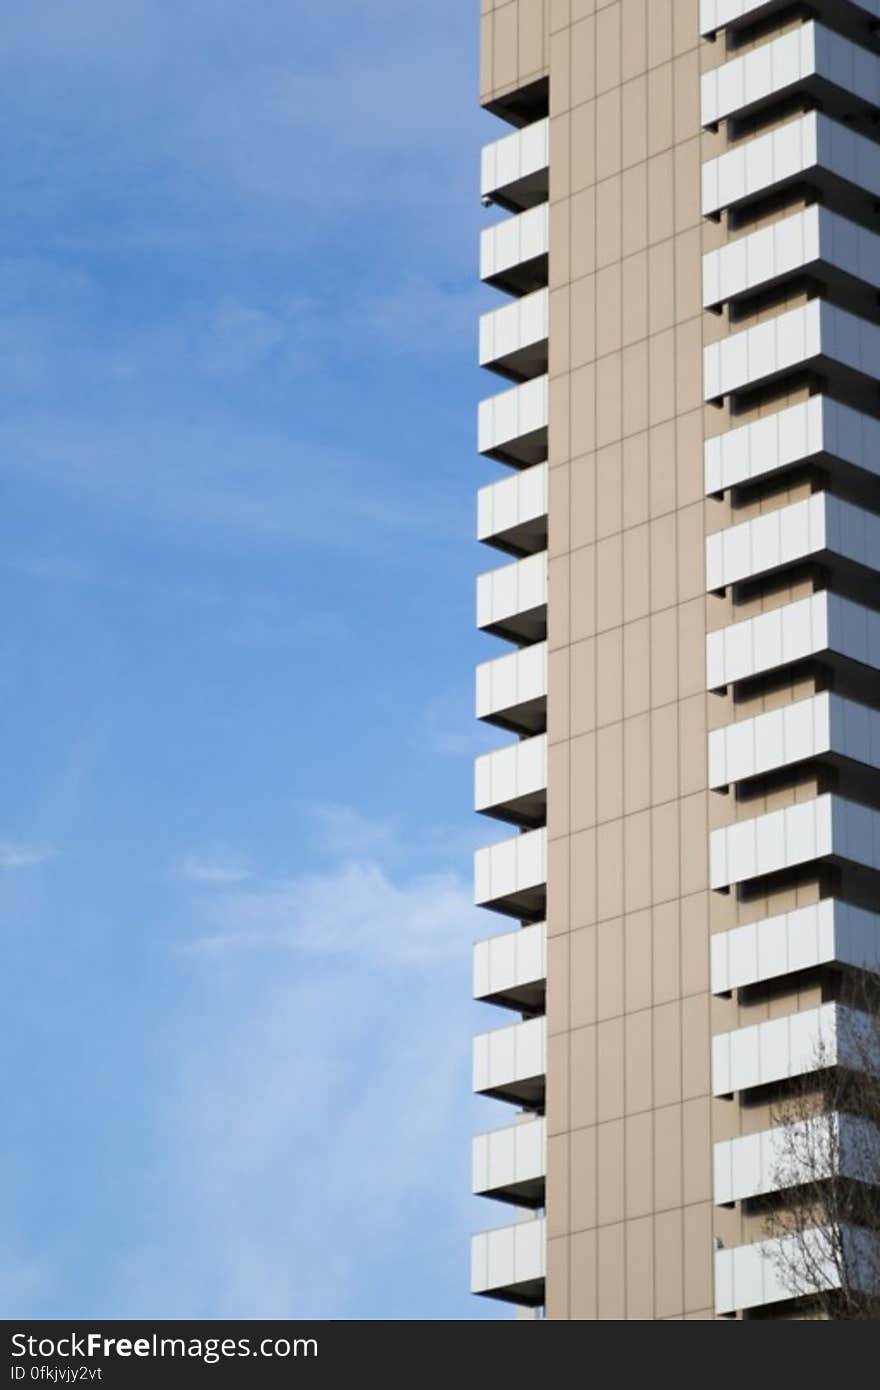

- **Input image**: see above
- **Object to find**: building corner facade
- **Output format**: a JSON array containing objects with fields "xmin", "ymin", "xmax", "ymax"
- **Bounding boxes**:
[{"xmin": 472, "ymin": 0, "xmax": 880, "ymax": 1321}]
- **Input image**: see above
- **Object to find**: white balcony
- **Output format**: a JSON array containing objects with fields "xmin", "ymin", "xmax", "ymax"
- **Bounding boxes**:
[
  {"xmin": 715, "ymin": 1227, "xmax": 880, "ymax": 1315},
  {"xmin": 481, "ymin": 118, "xmax": 549, "ymax": 211},
  {"xmin": 710, "ymin": 795, "xmax": 880, "ymax": 892},
  {"xmin": 714, "ymin": 1113, "xmax": 877, "ymax": 1206},
  {"xmin": 705, "ymin": 591, "xmax": 880, "ymax": 692},
  {"xmin": 703, "ymin": 301, "xmax": 880, "ymax": 404},
  {"xmin": 709, "ymin": 692, "xmax": 880, "ymax": 790},
  {"xmin": 479, "ymin": 287, "xmax": 548, "ymax": 382},
  {"xmin": 701, "ymin": 0, "xmax": 880, "ymax": 39},
  {"xmin": 474, "ymin": 826, "xmax": 546, "ymax": 920},
  {"xmin": 473, "ymin": 920, "xmax": 546, "ymax": 1012},
  {"xmin": 477, "ymin": 550, "xmax": 547, "ymax": 647},
  {"xmin": 711, "ymin": 899, "xmax": 880, "ymax": 995},
  {"xmin": 476, "ymin": 640, "xmax": 547, "ymax": 734},
  {"xmin": 701, "ymin": 23, "xmax": 880, "ymax": 131},
  {"xmin": 703, "ymin": 206, "xmax": 880, "ymax": 313},
  {"xmin": 471, "ymin": 1214, "xmax": 545, "ymax": 1306},
  {"xmin": 473, "ymin": 1014, "xmax": 546, "ymax": 1107},
  {"xmin": 478, "ymin": 375, "xmax": 548, "ymax": 468},
  {"xmin": 473, "ymin": 1114, "xmax": 546, "ymax": 1206},
  {"xmin": 478, "ymin": 463, "xmax": 547, "ymax": 558},
  {"xmin": 704, "ymin": 396, "xmax": 880, "ymax": 496},
  {"xmin": 701, "ymin": 113, "xmax": 880, "ymax": 220},
  {"xmin": 480, "ymin": 204, "xmax": 549, "ymax": 296},
  {"xmin": 706, "ymin": 493, "xmax": 880, "ymax": 593},
  {"xmin": 712, "ymin": 1001, "xmax": 879, "ymax": 1096},
  {"xmin": 475, "ymin": 733, "xmax": 546, "ymax": 828},
  {"xmin": 715, "ymin": 1121, "xmax": 826, "ymax": 1208}
]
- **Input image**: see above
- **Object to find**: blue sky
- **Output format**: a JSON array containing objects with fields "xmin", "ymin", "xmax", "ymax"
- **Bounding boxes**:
[{"xmin": 1, "ymin": 0, "xmax": 512, "ymax": 1319}]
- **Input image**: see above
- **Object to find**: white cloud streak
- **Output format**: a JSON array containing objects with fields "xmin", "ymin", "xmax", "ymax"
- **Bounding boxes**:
[
  {"xmin": 118, "ymin": 804, "xmax": 486, "ymax": 1318},
  {"xmin": 0, "ymin": 842, "xmax": 54, "ymax": 870},
  {"xmin": 184, "ymin": 858, "xmax": 473, "ymax": 967},
  {"xmin": 177, "ymin": 851, "xmax": 252, "ymax": 886}
]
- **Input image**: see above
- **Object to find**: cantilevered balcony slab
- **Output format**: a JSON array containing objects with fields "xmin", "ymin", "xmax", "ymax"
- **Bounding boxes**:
[
  {"xmin": 481, "ymin": 204, "xmax": 549, "ymax": 296},
  {"xmin": 481, "ymin": 118, "xmax": 549, "ymax": 212},
  {"xmin": 474, "ymin": 827, "xmax": 546, "ymax": 921},
  {"xmin": 701, "ymin": 23, "xmax": 880, "ymax": 132},
  {"xmin": 703, "ymin": 206, "xmax": 880, "ymax": 314},
  {"xmin": 701, "ymin": 113, "xmax": 880, "ymax": 221},
  {"xmin": 710, "ymin": 795, "xmax": 880, "ymax": 892},
  {"xmin": 473, "ymin": 920, "xmax": 546, "ymax": 1013},
  {"xmin": 704, "ymin": 396, "xmax": 880, "ymax": 497},
  {"xmin": 706, "ymin": 493, "xmax": 880, "ymax": 593},
  {"xmin": 709, "ymin": 692, "xmax": 880, "ymax": 790},
  {"xmin": 715, "ymin": 1226, "xmax": 879, "ymax": 1315},
  {"xmin": 476, "ymin": 641, "xmax": 546, "ymax": 735},
  {"xmin": 479, "ymin": 288, "xmax": 548, "ymax": 382},
  {"xmin": 714, "ymin": 1113, "xmax": 877, "ymax": 1206},
  {"xmin": 701, "ymin": 0, "xmax": 880, "ymax": 39},
  {"xmin": 711, "ymin": 1001, "xmax": 879, "ymax": 1096},
  {"xmin": 477, "ymin": 551, "xmax": 547, "ymax": 646},
  {"xmin": 478, "ymin": 376, "xmax": 548, "ymax": 468},
  {"xmin": 473, "ymin": 1014, "xmax": 546, "ymax": 1107},
  {"xmin": 711, "ymin": 899, "xmax": 880, "ymax": 995},
  {"xmin": 475, "ymin": 733, "xmax": 547, "ymax": 828},
  {"xmin": 703, "ymin": 301, "xmax": 880, "ymax": 405},
  {"xmin": 478, "ymin": 463, "xmax": 547, "ymax": 558},
  {"xmin": 705, "ymin": 591, "xmax": 880, "ymax": 692},
  {"xmin": 471, "ymin": 1215, "xmax": 545, "ymax": 1306},
  {"xmin": 473, "ymin": 1115, "xmax": 546, "ymax": 1207}
]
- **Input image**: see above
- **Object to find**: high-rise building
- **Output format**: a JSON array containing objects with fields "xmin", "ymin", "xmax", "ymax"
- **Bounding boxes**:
[{"xmin": 470, "ymin": 0, "xmax": 880, "ymax": 1320}]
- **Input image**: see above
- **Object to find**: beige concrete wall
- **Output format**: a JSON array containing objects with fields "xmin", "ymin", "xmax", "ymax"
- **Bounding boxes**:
[
  {"xmin": 536, "ymin": 0, "xmax": 715, "ymax": 1320},
  {"xmin": 480, "ymin": 0, "xmax": 550, "ymax": 109}
]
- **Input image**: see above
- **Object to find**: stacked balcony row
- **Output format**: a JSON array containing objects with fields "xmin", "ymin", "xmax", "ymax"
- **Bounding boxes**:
[
  {"xmin": 701, "ymin": 0, "xmax": 880, "ymax": 42},
  {"xmin": 701, "ymin": 0, "xmax": 880, "ymax": 1318},
  {"xmin": 472, "ymin": 94, "xmax": 551, "ymax": 1312}
]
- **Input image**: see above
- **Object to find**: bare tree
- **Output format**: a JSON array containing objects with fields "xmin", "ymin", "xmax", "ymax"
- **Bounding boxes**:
[{"xmin": 762, "ymin": 970, "xmax": 880, "ymax": 1318}]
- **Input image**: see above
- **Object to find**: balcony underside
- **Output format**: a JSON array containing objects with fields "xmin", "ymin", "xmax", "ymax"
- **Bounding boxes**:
[
  {"xmin": 475, "ymin": 1275, "xmax": 545, "ymax": 1308},
  {"xmin": 480, "ymin": 695, "xmax": 546, "ymax": 737},
  {"xmin": 483, "ymin": 76, "xmax": 549, "ymax": 130},
  {"xmin": 484, "ymin": 511, "xmax": 547, "ymax": 559},
  {"xmin": 478, "ymin": 880, "xmax": 546, "ymax": 923},
  {"xmin": 478, "ymin": 785, "xmax": 546, "ymax": 831},
  {"xmin": 479, "ymin": 1073, "xmax": 545, "ymax": 1109},
  {"xmin": 481, "ymin": 606, "xmax": 547, "ymax": 647},
  {"xmin": 481, "ymin": 425, "xmax": 548, "ymax": 470},
  {"xmin": 484, "ymin": 253, "xmax": 548, "ymax": 299},
  {"xmin": 480, "ymin": 974, "xmax": 546, "ymax": 1014}
]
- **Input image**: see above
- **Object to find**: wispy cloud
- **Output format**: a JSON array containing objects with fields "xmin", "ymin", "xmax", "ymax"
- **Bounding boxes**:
[
  {"xmin": 417, "ymin": 685, "xmax": 507, "ymax": 761},
  {"xmin": 223, "ymin": 601, "xmax": 348, "ymax": 649},
  {"xmin": 0, "ymin": 1251, "xmax": 53, "ymax": 1315},
  {"xmin": 0, "ymin": 410, "xmax": 463, "ymax": 555},
  {"xmin": 0, "ymin": 275, "xmax": 479, "ymax": 400},
  {"xmin": 196, "ymin": 298, "xmax": 285, "ymax": 379},
  {"xmin": 0, "ymin": 0, "xmax": 492, "ymax": 1323},
  {"xmin": 177, "ymin": 795, "xmax": 481, "ymax": 964},
  {"xmin": 0, "ymin": 0, "xmax": 481, "ymax": 563},
  {"xmin": 177, "ymin": 851, "xmax": 252, "ymax": 886},
  {"xmin": 119, "ymin": 962, "xmax": 477, "ymax": 1319},
  {"xmin": 0, "ymin": 842, "xmax": 54, "ymax": 870},
  {"xmin": 125, "ymin": 801, "xmax": 486, "ymax": 1318},
  {"xmin": 306, "ymin": 802, "xmax": 395, "ymax": 859},
  {"xmin": 0, "ymin": 1, "xmax": 480, "ymax": 261},
  {"xmin": 183, "ymin": 858, "xmax": 472, "ymax": 966}
]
